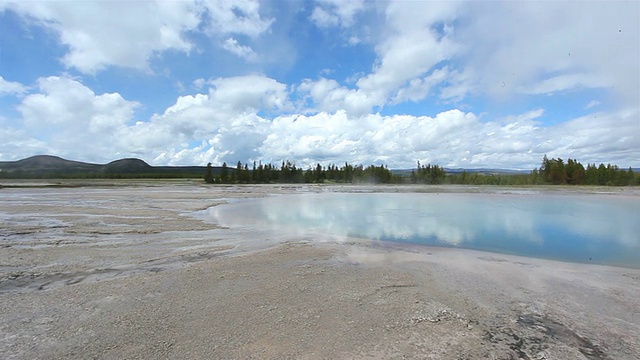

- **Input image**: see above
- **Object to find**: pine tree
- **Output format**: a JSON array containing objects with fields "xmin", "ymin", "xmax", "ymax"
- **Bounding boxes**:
[
  {"xmin": 204, "ymin": 162, "xmax": 214, "ymax": 183},
  {"xmin": 220, "ymin": 162, "xmax": 229, "ymax": 183}
]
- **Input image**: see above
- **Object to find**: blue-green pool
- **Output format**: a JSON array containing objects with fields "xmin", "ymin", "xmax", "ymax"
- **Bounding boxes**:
[{"xmin": 206, "ymin": 192, "xmax": 640, "ymax": 268}]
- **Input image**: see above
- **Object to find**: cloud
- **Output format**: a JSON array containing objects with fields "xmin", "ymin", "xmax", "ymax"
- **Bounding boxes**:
[
  {"xmin": 2, "ymin": 0, "xmax": 273, "ymax": 74},
  {"xmin": 9, "ymin": 76, "xmax": 139, "ymax": 161},
  {"xmin": 303, "ymin": 1, "xmax": 638, "ymax": 113},
  {"xmin": 261, "ymin": 109, "xmax": 517, "ymax": 168},
  {"xmin": 153, "ymin": 141, "xmax": 217, "ymax": 166},
  {"xmin": 260, "ymin": 107, "xmax": 639, "ymax": 169},
  {"xmin": 192, "ymin": 78, "xmax": 206, "ymax": 90},
  {"xmin": 1, "ymin": 2, "xmax": 637, "ymax": 169},
  {"xmin": 262, "ymin": 111, "xmax": 364, "ymax": 163},
  {"xmin": 302, "ymin": 2, "xmax": 460, "ymax": 115},
  {"xmin": 201, "ymin": 0, "xmax": 273, "ymax": 38},
  {"xmin": 297, "ymin": 78, "xmax": 379, "ymax": 116},
  {"xmin": 0, "ymin": 76, "xmax": 27, "ymax": 96},
  {"xmin": 18, "ymin": 76, "xmax": 138, "ymax": 131},
  {"xmin": 309, "ymin": 7, "xmax": 339, "ymax": 28},
  {"xmin": 450, "ymin": 1, "xmax": 639, "ymax": 105},
  {"xmin": 3, "ymin": 1, "xmax": 199, "ymax": 73},
  {"xmin": 391, "ymin": 67, "xmax": 450, "ymax": 104},
  {"xmin": 137, "ymin": 74, "xmax": 291, "ymax": 164},
  {"xmin": 585, "ymin": 100, "xmax": 601, "ymax": 110},
  {"xmin": 310, "ymin": 0, "xmax": 366, "ymax": 28},
  {"xmin": 2, "ymin": 74, "xmax": 639, "ymax": 168},
  {"xmin": 0, "ymin": 125, "xmax": 49, "ymax": 161},
  {"xmin": 544, "ymin": 109, "xmax": 640, "ymax": 165},
  {"xmin": 222, "ymin": 38, "xmax": 257, "ymax": 61},
  {"xmin": 353, "ymin": 2, "xmax": 459, "ymax": 107},
  {"xmin": 357, "ymin": 1, "xmax": 458, "ymax": 93},
  {"xmin": 208, "ymin": 74, "xmax": 292, "ymax": 112},
  {"xmin": 2, "ymin": 75, "xmax": 288, "ymax": 164},
  {"xmin": 518, "ymin": 73, "xmax": 611, "ymax": 96},
  {"xmin": 307, "ymin": 0, "xmax": 372, "ymax": 53}
]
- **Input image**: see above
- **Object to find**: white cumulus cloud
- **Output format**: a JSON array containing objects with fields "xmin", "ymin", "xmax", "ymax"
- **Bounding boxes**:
[
  {"xmin": 12, "ymin": 76, "xmax": 139, "ymax": 161},
  {"xmin": 18, "ymin": 76, "xmax": 138, "ymax": 131},
  {"xmin": 3, "ymin": 73, "xmax": 639, "ymax": 168}
]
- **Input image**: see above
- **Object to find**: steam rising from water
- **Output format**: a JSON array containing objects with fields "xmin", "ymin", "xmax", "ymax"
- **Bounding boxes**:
[{"xmin": 204, "ymin": 192, "xmax": 640, "ymax": 267}]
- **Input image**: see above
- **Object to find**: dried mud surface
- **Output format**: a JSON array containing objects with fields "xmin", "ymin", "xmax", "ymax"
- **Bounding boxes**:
[{"xmin": 1, "ymin": 182, "xmax": 639, "ymax": 359}]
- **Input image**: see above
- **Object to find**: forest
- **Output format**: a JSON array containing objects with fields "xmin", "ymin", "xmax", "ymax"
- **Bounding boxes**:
[
  {"xmin": 205, "ymin": 161, "xmax": 403, "ymax": 184},
  {"xmin": 534, "ymin": 155, "xmax": 636, "ymax": 186},
  {"xmin": 205, "ymin": 156, "xmax": 638, "ymax": 186}
]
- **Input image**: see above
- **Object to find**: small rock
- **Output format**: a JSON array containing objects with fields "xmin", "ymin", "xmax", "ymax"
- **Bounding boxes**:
[{"xmin": 535, "ymin": 351, "xmax": 549, "ymax": 359}]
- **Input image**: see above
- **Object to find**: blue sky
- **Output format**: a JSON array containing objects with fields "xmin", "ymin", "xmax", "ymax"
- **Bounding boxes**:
[{"xmin": 0, "ymin": 0, "xmax": 638, "ymax": 169}]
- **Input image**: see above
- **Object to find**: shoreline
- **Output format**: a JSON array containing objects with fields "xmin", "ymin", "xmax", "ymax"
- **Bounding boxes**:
[
  {"xmin": 1, "ymin": 184, "xmax": 639, "ymax": 359},
  {"xmin": 2, "ymin": 178, "xmax": 640, "ymax": 194}
]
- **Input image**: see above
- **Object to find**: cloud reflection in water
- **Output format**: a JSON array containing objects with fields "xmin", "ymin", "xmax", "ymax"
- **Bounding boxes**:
[{"xmin": 206, "ymin": 192, "xmax": 640, "ymax": 267}]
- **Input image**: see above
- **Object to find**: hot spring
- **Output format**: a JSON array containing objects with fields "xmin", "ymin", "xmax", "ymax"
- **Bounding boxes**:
[{"xmin": 203, "ymin": 191, "xmax": 640, "ymax": 268}]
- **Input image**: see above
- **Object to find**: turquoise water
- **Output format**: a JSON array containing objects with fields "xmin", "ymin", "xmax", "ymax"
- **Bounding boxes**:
[{"xmin": 207, "ymin": 192, "xmax": 640, "ymax": 268}]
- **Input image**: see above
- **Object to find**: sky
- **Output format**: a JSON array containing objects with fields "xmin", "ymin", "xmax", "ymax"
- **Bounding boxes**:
[{"xmin": 0, "ymin": 0, "xmax": 638, "ymax": 170}]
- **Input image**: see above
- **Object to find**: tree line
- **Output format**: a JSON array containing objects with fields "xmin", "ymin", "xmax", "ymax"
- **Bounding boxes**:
[
  {"xmin": 446, "ymin": 156, "xmax": 637, "ymax": 186},
  {"xmin": 205, "ymin": 161, "xmax": 403, "ymax": 184},
  {"xmin": 205, "ymin": 156, "xmax": 638, "ymax": 186},
  {"xmin": 534, "ymin": 155, "xmax": 636, "ymax": 186}
]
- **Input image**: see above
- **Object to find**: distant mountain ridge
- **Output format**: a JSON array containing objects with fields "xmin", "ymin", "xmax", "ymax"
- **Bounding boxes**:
[{"xmin": 0, "ymin": 155, "xmax": 209, "ymax": 179}]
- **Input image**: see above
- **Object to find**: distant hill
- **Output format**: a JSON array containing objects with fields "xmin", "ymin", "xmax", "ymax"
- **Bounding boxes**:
[
  {"xmin": 2, "ymin": 155, "xmax": 101, "ymax": 174},
  {"xmin": 0, "ymin": 155, "xmax": 212, "ymax": 179},
  {"xmin": 103, "ymin": 158, "xmax": 153, "ymax": 174}
]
